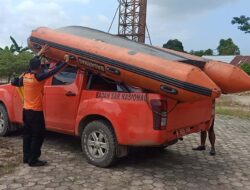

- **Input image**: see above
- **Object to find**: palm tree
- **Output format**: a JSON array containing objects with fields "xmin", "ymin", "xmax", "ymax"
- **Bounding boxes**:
[
  {"xmin": 2, "ymin": 45, "xmax": 16, "ymax": 53},
  {"xmin": 10, "ymin": 36, "xmax": 29, "ymax": 53}
]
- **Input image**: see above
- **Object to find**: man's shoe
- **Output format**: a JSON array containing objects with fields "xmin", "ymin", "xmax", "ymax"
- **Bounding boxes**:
[
  {"xmin": 29, "ymin": 160, "xmax": 47, "ymax": 167},
  {"xmin": 23, "ymin": 158, "xmax": 29, "ymax": 164},
  {"xmin": 210, "ymin": 147, "xmax": 216, "ymax": 156},
  {"xmin": 192, "ymin": 145, "xmax": 206, "ymax": 151}
]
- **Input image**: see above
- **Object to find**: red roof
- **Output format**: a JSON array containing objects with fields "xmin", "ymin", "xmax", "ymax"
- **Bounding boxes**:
[{"xmin": 230, "ymin": 56, "xmax": 250, "ymax": 66}]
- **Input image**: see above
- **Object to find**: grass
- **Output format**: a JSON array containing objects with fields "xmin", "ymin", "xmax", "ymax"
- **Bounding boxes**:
[
  {"xmin": 216, "ymin": 99, "xmax": 242, "ymax": 107},
  {"xmin": 216, "ymin": 107, "xmax": 250, "ymax": 120},
  {"xmin": 215, "ymin": 95, "xmax": 250, "ymax": 119}
]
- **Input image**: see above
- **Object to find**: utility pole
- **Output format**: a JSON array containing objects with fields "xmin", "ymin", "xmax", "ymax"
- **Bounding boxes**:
[{"xmin": 117, "ymin": 0, "xmax": 147, "ymax": 43}]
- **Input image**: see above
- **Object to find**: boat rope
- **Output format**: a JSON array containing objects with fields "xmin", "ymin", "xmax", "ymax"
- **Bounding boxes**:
[{"xmin": 108, "ymin": 4, "xmax": 120, "ymax": 33}]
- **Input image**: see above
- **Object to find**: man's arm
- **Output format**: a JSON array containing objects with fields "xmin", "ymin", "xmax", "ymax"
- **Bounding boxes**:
[
  {"xmin": 35, "ymin": 61, "xmax": 68, "ymax": 81},
  {"xmin": 35, "ymin": 54, "xmax": 70, "ymax": 81},
  {"xmin": 36, "ymin": 44, "xmax": 49, "ymax": 57},
  {"xmin": 11, "ymin": 77, "xmax": 23, "ymax": 87}
]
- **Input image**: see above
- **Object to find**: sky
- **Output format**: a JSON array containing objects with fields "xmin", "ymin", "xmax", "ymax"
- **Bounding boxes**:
[{"xmin": 0, "ymin": 0, "xmax": 249, "ymax": 55}]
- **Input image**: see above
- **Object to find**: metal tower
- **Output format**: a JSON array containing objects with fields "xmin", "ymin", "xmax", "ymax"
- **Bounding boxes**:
[{"xmin": 118, "ymin": 0, "xmax": 147, "ymax": 43}]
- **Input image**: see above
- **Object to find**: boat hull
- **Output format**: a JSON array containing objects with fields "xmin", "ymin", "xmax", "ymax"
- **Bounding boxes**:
[
  {"xmin": 204, "ymin": 61, "xmax": 250, "ymax": 94},
  {"xmin": 28, "ymin": 26, "xmax": 221, "ymax": 102},
  {"xmin": 160, "ymin": 48, "xmax": 250, "ymax": 94}
]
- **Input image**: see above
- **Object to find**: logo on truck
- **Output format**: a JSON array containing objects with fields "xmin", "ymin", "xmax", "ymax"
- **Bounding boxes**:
[
  {"xmin": 96, "ymin": 92, "xmax": 146, "ymax": 102},
  {"xmin": 78, "ymin": 58, "xmax": 105, "ymax": 72}
]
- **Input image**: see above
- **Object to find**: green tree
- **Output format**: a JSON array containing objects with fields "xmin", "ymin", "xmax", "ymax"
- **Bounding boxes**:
[
  {"xmin": 0, "ymin": 47, "xmax": 33, "ymax": 82},
  {"xmin": 0, "ymin": 36, "xmax": 32, "ymax": 82},
  {"xmin": 10, "ymin": 36, "xmax": 29, "ymax": 53},
  {"xmin": 163, "ymin": 39, "xmax": 184, "ymax": 52},
  {"xmin": 240, "ymin": 64, "xmax": 250, "ymax": 76},
  {"xmin": 217, "ymin": 38, "xmax": 240, "ymax": 55},
  {"xmin": 232, "ymin": 15, "xmax": 250, "ymax": 34},
  {"xmin": 204, "ymin": 49, "xmax": 213, "ymax": 55},
  {"xmin": 0, "ymin": 45, "xmax": 16, "ymax": 53},
  {"xmin": 0, "ymin": 36, "xmax": 29, "ymax": 54},
  {"xmin": 190, "ymin": 49, "xmax": 214, "ymax": 57}
]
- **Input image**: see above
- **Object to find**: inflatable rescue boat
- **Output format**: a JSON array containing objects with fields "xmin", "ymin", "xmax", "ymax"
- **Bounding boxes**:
[
  {"xmin": 28, "ymin": 26, "xmax": 221, "ymax": 102},
  {"xmin": 161, "ymin": 48, "xmax": 250, "ymax": 94}
]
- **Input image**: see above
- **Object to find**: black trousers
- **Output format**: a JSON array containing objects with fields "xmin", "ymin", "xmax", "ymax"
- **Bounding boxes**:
[{"xmin": 23, "ymin": 109, "xmax": 45, "ymax": 164}]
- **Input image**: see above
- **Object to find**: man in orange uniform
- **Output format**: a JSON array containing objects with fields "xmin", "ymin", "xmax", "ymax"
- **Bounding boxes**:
[{"xmin": 12, "ymin": 45, "xmax": 69, "ymax": 167}]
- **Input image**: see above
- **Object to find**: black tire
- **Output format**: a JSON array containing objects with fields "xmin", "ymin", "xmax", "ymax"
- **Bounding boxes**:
[
  {"xmin": 81, "ymin": 120, "xmax": 117, "ymax": 168},
  {"xmin": 0, "ymin": 104, "xmax": 10, "ymax": 137}
]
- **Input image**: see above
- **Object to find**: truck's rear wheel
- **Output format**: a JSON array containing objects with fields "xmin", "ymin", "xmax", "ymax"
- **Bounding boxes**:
[
  {"xmin": 81, "ymin": 120, "xmax": 117, "ymax": 168},
  {"xmin": 0, "ymin": 104, "xmax": 10, "ymax": 137}
]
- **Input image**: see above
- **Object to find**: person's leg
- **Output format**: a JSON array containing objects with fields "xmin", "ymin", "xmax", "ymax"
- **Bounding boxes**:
[
  {"xmin": 23, "ymin": 109, "xmax": 32, "ymax": 163},
  {"xmin": 192, "ymin": 131, "xmax": 207, "ymax": 150},
  {"xmin": 200, "ymin": 131, "xmax": 207, "ymax": 147},
  {"xmin": 34, "ymin": 111, "xmax": 45, "ymax": 159},
  {"xmin": 29, "ymin": 111, "xmax": 46, "ymax": 166},
  {"xmin": 208, "ymin": 119, "xmax": 216, "ymax": 155}
]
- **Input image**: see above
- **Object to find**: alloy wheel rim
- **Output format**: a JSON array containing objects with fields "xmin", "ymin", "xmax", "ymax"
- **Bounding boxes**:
[
  {"xmin": 0, "ymin": 112, "xmax": 5, "ymax": 133},
  {"xmin": 87, "ymin": 131, "xmax": 108, "ymax": 159}
]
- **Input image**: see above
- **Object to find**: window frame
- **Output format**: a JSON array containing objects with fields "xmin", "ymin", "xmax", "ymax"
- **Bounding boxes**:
[{"xmin": 51, "ymin": 65, "xmax": 78, "ymax": 86}]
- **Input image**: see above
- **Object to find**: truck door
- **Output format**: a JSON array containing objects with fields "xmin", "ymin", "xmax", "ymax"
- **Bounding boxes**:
[{"xmin": 43, "ymin": 65, "xmax": 83, "ymax": 134}]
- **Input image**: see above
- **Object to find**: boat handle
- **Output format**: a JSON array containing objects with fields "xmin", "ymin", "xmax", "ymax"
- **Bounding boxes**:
[
  {"xmin": 160, "ymin": 85, "xmax": 178, "ymax": 95},
  {"xmin": 106, "ymin": 67, "xmax": 121, "ymax": 75},
  {"xmin": 69, "ymin": 55, "xmax": 76, "ymax": 61}
]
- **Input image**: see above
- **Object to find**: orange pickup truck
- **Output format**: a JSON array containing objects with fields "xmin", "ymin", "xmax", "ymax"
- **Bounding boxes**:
[{"xmin": 0, "ymin": 65, "xmax": 215, "ymax": 167}]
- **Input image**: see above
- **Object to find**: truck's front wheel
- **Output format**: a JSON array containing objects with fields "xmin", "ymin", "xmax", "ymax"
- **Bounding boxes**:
[
  {"xmin": 0, "ymin": 104, "xmax": 10, "ymax": 137},
  {"xmin": 81, "ymin": 120, "xmax": 117, "ymax": 168}
]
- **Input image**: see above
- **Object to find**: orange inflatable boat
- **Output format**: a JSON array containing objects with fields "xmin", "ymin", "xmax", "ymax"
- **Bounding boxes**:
[
  {"xmin": 161, "ymin": 48, "xmax": 250, "ymax": 94},
  {"xmin": 28, "ymin": 26, "xmax": 221, "ymax": 102}
]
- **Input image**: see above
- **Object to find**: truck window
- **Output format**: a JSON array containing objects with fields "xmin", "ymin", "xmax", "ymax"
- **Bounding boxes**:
[
  {"xmin": 52, "ymin": 66, "xmax": 77, "ymax": 85},
  {"xmin": 87, "ymin": 74, "xmax": 129, "ymax": 92}
]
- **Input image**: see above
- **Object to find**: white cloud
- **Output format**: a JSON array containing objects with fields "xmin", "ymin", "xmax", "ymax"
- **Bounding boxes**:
[
  {"xmin": 0, "ymin": 0, "xmax": 245, "ymax": 54},
  {"xmin": 148, "ymin": 0, "xmax": 238, "ymax": 20},
  {"xmin": 48, "ymin": 0, "xmax": 90, "ymax": 3},
  {"xmin": 0, "ymin": 0, "xmax": 72, "ymax": 47},
  {"xmin": 17, "ymin": 0, "xmax": 90, "ymax": 4},
  {"xmin": 80, "ymin": 16, "xmax": 95, "ymax": 28},
  {"xmin": 79, "ymin": 14, "xmax": 111, "ymax": 32},
  {"xmin": 146, "ymin": 0, "xmax": 239, "ymax": 48},
  {"xmin": 16, "ymin": 1, "xmax": 69, "ymax": 27},
  {"xmin": 0, "ymin": 0, "xmax": 113, "ymax": 43},
  {"xmin": 97, "ymin": 14, "xmax": 110, "ymax": 24}
]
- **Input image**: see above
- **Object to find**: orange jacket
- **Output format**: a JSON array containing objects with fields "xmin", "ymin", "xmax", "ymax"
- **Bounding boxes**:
[{"xmin": 23, "ymin": 73, "xmax": 46, "ymax": 111}]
